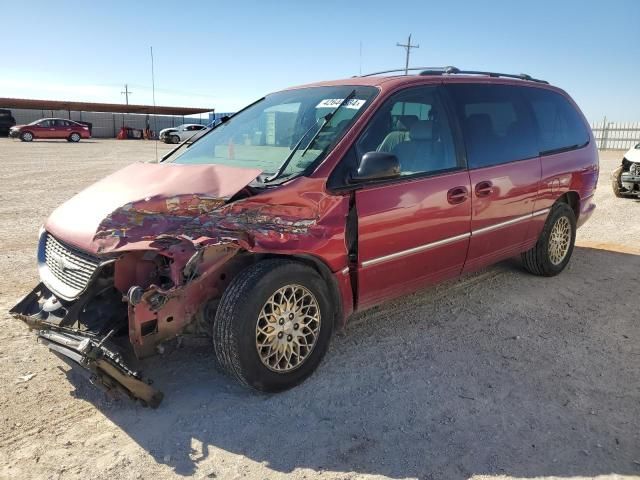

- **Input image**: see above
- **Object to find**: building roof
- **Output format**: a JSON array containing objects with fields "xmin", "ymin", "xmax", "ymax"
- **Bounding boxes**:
[{"xmin": 0, "ymin": 97, "xmax": 213, "ymax": 115}]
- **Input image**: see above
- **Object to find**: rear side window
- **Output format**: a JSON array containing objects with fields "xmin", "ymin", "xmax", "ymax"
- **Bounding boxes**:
[
  {"xmin": 524, "ymin": 88, "xmax": 589, "ymax": 155},
  {"xmin": 447, "ymin": 84, "xmax": 537, "ymax": 169}
]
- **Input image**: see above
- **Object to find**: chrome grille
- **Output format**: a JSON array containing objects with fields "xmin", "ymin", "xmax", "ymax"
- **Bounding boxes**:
[{"xmin": 43, "ymin": 233, "xmax": 100, "ymax": 296}]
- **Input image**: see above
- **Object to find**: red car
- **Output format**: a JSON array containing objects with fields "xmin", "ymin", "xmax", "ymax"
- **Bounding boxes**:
[
  {"xmin": 9, "ymin": 118, "xmax": 91, "ymax": 142},
  {"xmin": 11, "ymin": 67, "xmax": 598, "ymax": 406}
]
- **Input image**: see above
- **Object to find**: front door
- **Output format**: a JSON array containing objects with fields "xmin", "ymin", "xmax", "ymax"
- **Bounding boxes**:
[
  {"xmin": 445, "ymin": 83, "xmax": 542, "ymax": 273},
  {"xmin": 32, "ymin": 119, "xmax": 53, "ymax": 139},
  {"xmin": 350, "ymin": 85, "xmax": 472, "ymax": 309}
]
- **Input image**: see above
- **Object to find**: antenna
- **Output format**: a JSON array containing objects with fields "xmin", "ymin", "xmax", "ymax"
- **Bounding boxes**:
[
  {"xmin": 359, "ymin": 40, "xmax": 362, "ymax": 76},
  {"xmin": 150, "ymin": 46, "xmax": 158, "ymax": 162},
  {"xmin": 396, "ymin": 34, "xmax": 419, "ymax": 75}
]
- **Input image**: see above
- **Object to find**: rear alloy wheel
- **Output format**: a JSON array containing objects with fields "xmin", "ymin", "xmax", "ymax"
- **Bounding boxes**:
[
  {"xmin": 20, "ymin": 131, "xmax": 33, "ymax": 142},
  {"xmin": 521, "ymin": 202, "xmax": 576, "ymax": 276},
  {"xmin": 171, "ymin": 134, "xmax": 180, "ymax": 144},
  {"xmin": 213, "ymin": 259, "xmax": 333, "ymax": 392},
  {"xmin": 69, "ymin": 132, "xmax": 81, "ymax": 142}
]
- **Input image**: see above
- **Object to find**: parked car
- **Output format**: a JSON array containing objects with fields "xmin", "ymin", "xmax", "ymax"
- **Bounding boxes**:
[
  {"xmin": 9, "ymin": 118, "xmax": 91, "ymax": 142},
  {"xmin": 611, "ymin": 142, "xmax": 640, "ymax": 198},
  {"xmin": 159, "ymin": 123, "xmax": 209, "ymax": 144},
  {"xmin": 0, "ymin": 109, "xmax": 16, "ymax": 136},
  {"xmin": 10, "ymin": 67, "xmax": 598, "ymax": 406}
]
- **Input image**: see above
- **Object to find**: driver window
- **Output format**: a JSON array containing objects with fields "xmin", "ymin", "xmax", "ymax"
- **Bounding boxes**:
[{"xmin": 355, "ymin": 86, "xmax": 458, "ymax": 176}]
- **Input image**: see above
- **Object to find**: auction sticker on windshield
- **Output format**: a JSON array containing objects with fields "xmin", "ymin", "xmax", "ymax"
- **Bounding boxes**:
[{"xmin": 316, "ymin": 99, "xmax": 366, "ymax": 109}]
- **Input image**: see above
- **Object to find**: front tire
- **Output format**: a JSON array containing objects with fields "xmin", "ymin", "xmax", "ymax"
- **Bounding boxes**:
[
  {"xmin": 611, "ymin": 166, "xmax": 624, "ymax": 198},
  {"xmin": 213, "ymin": 259, "xmax": 333, "ymax": 392},
  {"xmin": 20, "ymin": 131, "xmax": 33, "ymax": 142},
  {"xmin": 521, "ymin": 202, "xmax": 576, "ymax": 277},
  {"xmin": 171, "ymin": 134, "xmax": 180, "ymax": 144}
]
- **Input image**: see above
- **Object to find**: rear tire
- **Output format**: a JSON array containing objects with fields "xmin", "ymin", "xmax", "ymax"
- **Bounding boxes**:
[
  {"xmin": 521, "ymin": 202, "xmax": 576, "ymax": 277},
  {"xmin": 611, "ymin": 166, "xmax": 624, "ymax": 198},
  {"xmin": 69, "ymin": 132, "xmax": 81, "ymax": 142},
  {"xmin": 213, "ymin": 259, "xmax": 333, "ymax": 392},
  {"xmin": 20, "ymin": 131, "xmax": 33, "ymax": 142}
]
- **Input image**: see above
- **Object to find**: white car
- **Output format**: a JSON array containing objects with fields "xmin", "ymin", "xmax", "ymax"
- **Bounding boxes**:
[
  {"xmin": 612, "ymin": 142, "xmax": 640, "ymax": 197},
  {"xmin": 159, "ymin": 123, "xmax": 210, "ymax": 144}
]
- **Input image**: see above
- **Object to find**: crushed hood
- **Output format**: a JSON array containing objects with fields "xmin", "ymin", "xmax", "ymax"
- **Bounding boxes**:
[{"xmin": 46, "ymin": 162, "xmax": 262, "ymax": 253}]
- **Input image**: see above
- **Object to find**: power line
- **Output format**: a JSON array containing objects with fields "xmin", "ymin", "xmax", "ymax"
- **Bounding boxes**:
[
  {"xmin": 396, "ymin": 34, "xmax": 419, "ymax": 75},
  {"xmin": 150, "ymin": 47, "xmax": 158, "ymax": 162},
  {"xmin": 121, "ymin": 84, "xmax": 132, "ymax": 105}
]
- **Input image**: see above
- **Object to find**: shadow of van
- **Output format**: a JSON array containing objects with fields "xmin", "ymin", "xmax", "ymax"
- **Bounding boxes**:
[{"xmin": 65, "ymin": 246, "xmax": 640, "ymax": 479}]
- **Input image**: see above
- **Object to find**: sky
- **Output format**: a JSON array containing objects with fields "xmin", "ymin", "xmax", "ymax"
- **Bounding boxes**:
[{"xmin": 1, "ymin": 0, "xmax": 639, "ymax": 121}]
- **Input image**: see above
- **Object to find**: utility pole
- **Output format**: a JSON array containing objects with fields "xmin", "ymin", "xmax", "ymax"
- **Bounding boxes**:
[
  {"xmin": 121, "ymin": 84, "xmax": 132, "ymax": 105},
  {"xmin": 397, "ymin": 34, "xmax": 419, "ymax": 75}
]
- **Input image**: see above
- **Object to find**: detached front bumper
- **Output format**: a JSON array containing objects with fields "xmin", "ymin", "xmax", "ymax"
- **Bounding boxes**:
[
  {"xmin": 10, "ymin": 283, "xmax": 164, "ymax": 407},
  {"xmin": 8, "ymin": 129, "xmax": 19, "ymax": 138}
]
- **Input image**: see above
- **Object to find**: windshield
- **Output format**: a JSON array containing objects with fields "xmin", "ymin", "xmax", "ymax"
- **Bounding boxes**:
[{"xmin": 169, "ymin": 86, "xmax": 378, "ymax": 180}]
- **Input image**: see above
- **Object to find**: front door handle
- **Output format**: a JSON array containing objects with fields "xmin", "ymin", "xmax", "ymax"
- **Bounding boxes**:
[
  {"xmin": 475, "ymin": 180, "xmax": 494, "ymax": 197},
  {"xmin": 447, "ymin": 186, "xmax": 469, "ymax": 205}
]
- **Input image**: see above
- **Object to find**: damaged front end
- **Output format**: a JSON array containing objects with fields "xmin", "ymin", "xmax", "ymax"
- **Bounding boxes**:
[
  {"xmin": 10, "ymin": 213, "xmax": 244, "ymax": 407},
  {"xmin": 11, "ymin": 280, "xmax": 164, "ymax": 407},
  {"xmin": 9, "ymin": 162, "xmax": 329, "ymax": 407}
]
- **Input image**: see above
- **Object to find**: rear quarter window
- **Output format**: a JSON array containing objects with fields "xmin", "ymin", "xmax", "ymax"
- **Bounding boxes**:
[{"xmin": 524, "ymin": 88, "xmax": 589, "ymax": 155}]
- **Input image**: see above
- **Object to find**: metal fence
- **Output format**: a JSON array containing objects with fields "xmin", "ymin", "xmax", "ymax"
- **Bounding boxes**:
[{"xmin": 590, "ymin": 119, "xmax": 640, "ymax": 150}]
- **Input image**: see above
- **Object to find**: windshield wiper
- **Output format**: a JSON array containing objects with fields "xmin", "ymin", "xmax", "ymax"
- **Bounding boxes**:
[{"xmin": 265, "ymin": 89, "xmax": 357, "ymax": 182}]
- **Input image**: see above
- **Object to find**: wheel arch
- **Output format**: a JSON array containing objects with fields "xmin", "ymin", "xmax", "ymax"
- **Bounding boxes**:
[
  {"xmin": 558, "ymin": 190, "xmax": 580, "ymax": 220},
  {"xmin": 223, "ymin": 252, "xmax": 344, "ymax": 330},
  {"xmin": 259, "ymin": 253, "xmax": 345, "ymax": 330}
]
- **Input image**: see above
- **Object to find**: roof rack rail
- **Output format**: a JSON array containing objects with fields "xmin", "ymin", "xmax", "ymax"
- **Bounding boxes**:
[
  {"xmin": 357, "ymin": 65, "xmax": 548, "ymax": 84},
  {"xmin": 358, "ymin": 67, "xmax": 448, "ymax": 77},
  {"xmin": 419, "ymin": 66, "xmax": 548, "ymax": 84}
]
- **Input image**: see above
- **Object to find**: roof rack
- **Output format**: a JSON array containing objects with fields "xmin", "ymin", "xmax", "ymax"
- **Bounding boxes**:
[
  {"xmin": 358, "ymin": 65, "xmax": 548, "ymax": 84},
  {"xmin": 358, "ymin": 67, "xmax": 445, "ymax": 77},
  {"xmin": 419, "ymin": 66, "xmax": 548, "ymax": 84}
]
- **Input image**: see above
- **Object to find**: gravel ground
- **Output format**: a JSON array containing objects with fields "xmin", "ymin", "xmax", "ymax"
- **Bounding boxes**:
[{"xmin": 0, "ymin": 138, "xmax": 638, "ymax": 480}]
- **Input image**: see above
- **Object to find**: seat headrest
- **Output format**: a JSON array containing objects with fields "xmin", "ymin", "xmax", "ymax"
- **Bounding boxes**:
[
  {"xmin": 398, "ymin": 115, "xmax": 419, "ymax": 130},
  {"xmin": 410, "ymin": 120, "xmax": 433, "ymax": 141}
]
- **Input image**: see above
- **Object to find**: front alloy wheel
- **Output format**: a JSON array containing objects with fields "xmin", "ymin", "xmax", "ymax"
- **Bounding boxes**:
[
  {"xmin": 256, "ymin": 284, "xmax": 321, "ymax": 372},
  {"xmin": 213, "ymin": 259, "xmax": 333, "ymax": 392}
]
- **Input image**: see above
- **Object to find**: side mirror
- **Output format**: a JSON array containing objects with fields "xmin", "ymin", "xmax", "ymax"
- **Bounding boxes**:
[{"xmin": 349, "ymin": 151, "xmax": 401, "ymax": 183}]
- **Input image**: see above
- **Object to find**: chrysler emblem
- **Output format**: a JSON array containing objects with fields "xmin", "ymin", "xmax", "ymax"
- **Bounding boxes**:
[{"xmin": 51, "ymin": 254, "xmax": 79, "ymax": 273}]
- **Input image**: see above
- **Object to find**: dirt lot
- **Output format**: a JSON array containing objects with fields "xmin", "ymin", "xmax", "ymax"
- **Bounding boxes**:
[{"xmin": 0, "ymin": 138, "xmax": 638, "ymax": 480}]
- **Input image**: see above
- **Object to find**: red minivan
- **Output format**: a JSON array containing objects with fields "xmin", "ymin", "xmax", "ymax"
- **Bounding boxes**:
[
  {"xmin": 10, "ymin": 117, "xmax": 91, "ymax": 142},
  {"xmin": 11, "ymin": 68, "xmax": 598, "ymax": 406}
]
